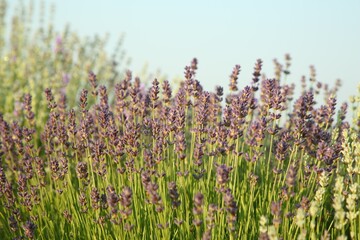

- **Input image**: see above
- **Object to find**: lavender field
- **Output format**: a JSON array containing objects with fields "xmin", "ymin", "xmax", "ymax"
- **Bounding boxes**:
[{"xmin": 0, "ymin": 1, "xmax": 359, "ymax": 240}]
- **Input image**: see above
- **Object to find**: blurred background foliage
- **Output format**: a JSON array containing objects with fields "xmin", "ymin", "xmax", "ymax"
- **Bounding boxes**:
[{"xmin": 0, "ymin": 0, "xmax": 132, "ymax": 127}]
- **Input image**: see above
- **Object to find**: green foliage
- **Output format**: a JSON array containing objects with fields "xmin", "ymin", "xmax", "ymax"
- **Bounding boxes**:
[{"xmin": 0, "ymin": 1, "xmax": 359, "ymax": 240}]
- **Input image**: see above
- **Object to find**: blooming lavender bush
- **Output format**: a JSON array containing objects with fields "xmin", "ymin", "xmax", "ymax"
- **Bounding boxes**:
[
  {"xmin": 0, "ymin": 57, "xmax": 359, "ymax": 239},
  {"xmin": 1, "ymin": 1, "xmax": 360, "ymax": 240}
]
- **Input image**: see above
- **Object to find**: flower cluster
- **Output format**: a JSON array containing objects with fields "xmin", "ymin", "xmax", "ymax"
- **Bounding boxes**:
[{"xmin": 0, "ymin": 53, "xmax": 359, "ymax": 240}]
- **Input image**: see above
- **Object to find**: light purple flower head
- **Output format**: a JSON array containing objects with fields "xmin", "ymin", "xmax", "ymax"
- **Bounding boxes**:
[
  {"xmin": 62, "ymin": 73, "xmax": 70, "ymax": 85},
  {"xmin": 54, "ymin": 35, "xmax": 63, "ymax": 53},
  {"xmin": 56, "ymin": 35, "xmax": 62, "ymax": 46}
]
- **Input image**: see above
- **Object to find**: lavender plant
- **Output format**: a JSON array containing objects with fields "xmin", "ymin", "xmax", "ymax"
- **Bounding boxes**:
[
  {"xmin": 0, "ymin": 1, "xmax": 360, "ymax": 240},
  {"xmin": 0, "ymin": 54, "xmax": 359, "ymax": 239}
]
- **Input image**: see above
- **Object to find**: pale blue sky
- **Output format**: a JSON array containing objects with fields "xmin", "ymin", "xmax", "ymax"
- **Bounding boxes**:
[{"xmin": 9, "ymin": 0, "xmax": 360, "ymax": 106}]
